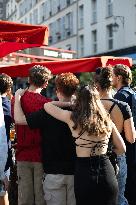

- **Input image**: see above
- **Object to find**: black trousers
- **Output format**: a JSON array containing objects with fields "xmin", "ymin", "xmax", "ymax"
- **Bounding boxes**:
[{"xmin": 74, "ymin": 155, "xmax": 118, "ymax": 205}]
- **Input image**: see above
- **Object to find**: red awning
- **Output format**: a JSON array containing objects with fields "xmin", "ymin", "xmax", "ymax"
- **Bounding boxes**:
[
  {"xmin": 0, "ymin": 56, "xmax": 132, "ymax": 77},
  {"xmin": 0, "ymin": 20, "xmax": 48, "ymax": 57}
]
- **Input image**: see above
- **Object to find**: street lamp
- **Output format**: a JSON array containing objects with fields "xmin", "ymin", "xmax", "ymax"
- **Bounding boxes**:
[{"xmin": 112, "ymin": 16, "xmax": 124, "ymax": 32}]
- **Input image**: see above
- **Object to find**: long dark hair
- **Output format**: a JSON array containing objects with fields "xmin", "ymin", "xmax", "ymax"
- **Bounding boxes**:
[{"xmin": 71, "ymin": 85, "xmax": 111, "ymax": 136}]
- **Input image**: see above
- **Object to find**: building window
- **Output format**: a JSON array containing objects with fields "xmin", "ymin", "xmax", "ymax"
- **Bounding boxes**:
[
  {"xmin": 28, "ymin": 0, "xmax": 32, "ymax": 10},
  {"xmin": 107, "ymin": 0, "xmax": 113, "ymax": 17},
  {"xmin": 92, "ymin": 30, "xmax": 97, "ymax": 53},
  {"xmin": 32, "ymin": 0, "xmax": 37, "ymax": 7},
  {"xmin": 66, "ymin": 0, "xmax": 70, "ymax": 6},
  {"xmin": 33, "ymin": 9, "xmax": 38, "ymax": 24},
  {"xmin": 65, "ymin": 12, "xmax": 73, "ymax": 37},
  {"xmin": 56, "ymin": 18, "xmax": 61, "ymax": 41},
  {"xmin": 107, "ymin": 24, "xmax": 113, "ymax": 50},
  {"xmin": 79, "ymin": 35, "xmax": 84, "ymax": 57},
  {"xmin": 29, "ymin": 13, "xmax": 32, "ymax": 24},
  {"xmin": 60, "ymin": 0, "xmax": 66, "ymax": 9},
  {"xmin": 61, "ymin": 16, "xmax": 66, "ymax": 39},
  {"xmin": 40, "ymin": 2, "xmax": 45, "ymax": 22},
  {"xmin": 91, "ymin": 0, "xmax": 97, "ymax": 24},
  {"xmin": 79, "ymin": 4, "xmax": 84, "ymax": 29},
  {"xmin": 25, "ymin": 17, "xmax": 27, "ymax": 24},
  {"xmin": 49, "ymin": 0, "xmax": 53, "ymax": 16},
  {"xmin": 49, "ymin": 23, "xmax": 53, "ymax": 44},
  {"xmin": 66, "ymin": 44, "xmax": 71, "ymax": 50}
]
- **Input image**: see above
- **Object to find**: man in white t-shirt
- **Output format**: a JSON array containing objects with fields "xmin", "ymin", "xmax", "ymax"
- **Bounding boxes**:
[{"xmin": 0, "ymin": 95, "xmax": 8, "ymax": 204}]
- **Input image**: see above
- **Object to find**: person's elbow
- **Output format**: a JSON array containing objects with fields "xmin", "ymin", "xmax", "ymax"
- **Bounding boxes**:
[
  {"xmin": 127, "ymin": 137, "xmax": 135, "ymax": 144},
  {"xmin": 120, "ymin": 144, "xmax": 126, "ymax": 154},
  {"xmin": 126, "ymin": 132, "xmax": 136, "ymax": 144},
  {"xmin": 14, "ymin": 116, "xmax": 27, "ymax": 125},
  {"xmin": 115, "ymin": 143, "xmax": 126, "ymax": 155},
  {"xmin": 14, "ymin": 118, "xmax": 21, "ymax": 124}
]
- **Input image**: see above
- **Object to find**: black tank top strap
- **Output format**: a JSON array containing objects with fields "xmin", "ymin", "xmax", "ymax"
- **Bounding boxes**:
[
  {"xmin": 109, "ymin": 101, "xmax": 116, "ymax": 114},
  {"xmin": 101, "ymin": 98, "xmax": 116, "ymax": 114}
]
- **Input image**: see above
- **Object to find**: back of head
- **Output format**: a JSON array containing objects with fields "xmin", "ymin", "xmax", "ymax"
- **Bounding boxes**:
[
  {"xmin": 71, "ymin": 85, "xmax": 111, "ymax": 136},
  {"xmin": 55, "ymin": 72, "xmax": 79, "ymax": 98},
  {"xmin": 0, "ymin": 73, "xmax": 13, "ymax": 94},
  {"xmin": 29, "ymin": 65, "xmax": 52, "ymax": 87},
  {"xmin": 93, "ymin": 67, "xmax": 112, "ymax": 90},
  {"xmin": 113, "ymin": 64, "xmax": 132, "ymax": 86}
]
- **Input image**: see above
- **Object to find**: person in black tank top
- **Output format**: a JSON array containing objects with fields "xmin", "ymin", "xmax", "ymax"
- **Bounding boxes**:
[{"xmin": 93, "ymin": 67, "xmax": 135, "ymax": 205}]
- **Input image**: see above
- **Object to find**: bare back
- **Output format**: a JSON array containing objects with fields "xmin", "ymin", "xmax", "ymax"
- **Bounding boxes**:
[
  {"xmin": 101, "ymin": 99, "xmax": 124, "ymax": 133},
  {"xmin": 101, "ymin": 99, "xmax": 135, "ymax": 144},
  {"xmin": 68, "ymin": 120, "xmax": 111, "ymax": 157}
]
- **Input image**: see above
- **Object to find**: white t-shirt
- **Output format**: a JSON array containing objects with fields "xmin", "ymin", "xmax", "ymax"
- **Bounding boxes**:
[{"xmin": 0, "ymin": 95, "xmax": 8, "ymax": 180}]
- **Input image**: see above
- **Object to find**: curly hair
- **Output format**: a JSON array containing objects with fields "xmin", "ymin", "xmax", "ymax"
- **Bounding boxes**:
[
  {"xmin": 113, "ymin": 64, "xmax": 132, "ymax": 85},
  {"xmin": 93, "ymin": 67, "xmax": 113, "ymax": 90},
  {"xmin": 29, "ymin": 65, "xmax": 52, "ymax": 87},
  {"xmin": 71, "ymin": 85, "xmax": 111, "ymax": 136},
  {"xmin": 55, "ymin": 73, "xmax": 79, "ymax": 97},
  {"xmin": 0, "ymin": 73, "xmax": 13, "ymax": 94}
]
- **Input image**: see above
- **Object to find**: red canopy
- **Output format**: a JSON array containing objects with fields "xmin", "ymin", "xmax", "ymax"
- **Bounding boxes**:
[
  {"xmin": 0, "ymin": 21, "xmax": 48, "ymax": 57},
  {"xmin": 0, "ymin": 56, "xmax": 132, "ymax": 77}
]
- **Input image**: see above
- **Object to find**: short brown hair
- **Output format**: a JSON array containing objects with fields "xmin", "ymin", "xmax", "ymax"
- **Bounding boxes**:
[
  {"xmin": 55, "ymin": 73, "xmax": 79, "ymax": 97},
  {"xmin": 29, "ymin": 65, "xmax": 52, "ymax": 87},
  {"xmin": 113, "ymin": 64, "xmax": 132, "ymax": 85},
  {"xmin": 0, "ymin": 73, "xmax": 13, "ymax": 94}
]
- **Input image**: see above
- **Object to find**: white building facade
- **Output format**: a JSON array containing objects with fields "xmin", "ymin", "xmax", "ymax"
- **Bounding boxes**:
[
  {"xmin": 5, "ymin": 0, "xmax": 136, "ymax": 60},
  {"xmin": 0, "ymin": 0, "xmax": 8, "ymax": 20}
]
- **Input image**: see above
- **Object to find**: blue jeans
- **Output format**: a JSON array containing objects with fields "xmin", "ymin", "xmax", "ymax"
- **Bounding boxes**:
[{"xmin": 117, "ymin": 154, "xmax": 128, "ymax": 205}]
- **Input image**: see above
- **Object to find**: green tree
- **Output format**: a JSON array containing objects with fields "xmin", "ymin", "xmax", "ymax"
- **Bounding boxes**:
[
  {"xmin": 79, "ymin": 72, "xmax": 93, "ymax": 85},
  {"xmin": 131, "ymin": 65, "xmax": 136, "ymax": 88}
]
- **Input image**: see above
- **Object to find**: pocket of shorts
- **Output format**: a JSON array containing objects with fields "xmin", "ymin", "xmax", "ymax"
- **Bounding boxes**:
[{"xmin": 44, "ymin": 191, "xmax": 52, "ymax": 201}]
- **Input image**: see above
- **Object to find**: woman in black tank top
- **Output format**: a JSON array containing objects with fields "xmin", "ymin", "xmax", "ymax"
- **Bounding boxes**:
[{"xmin": 93, "ymin": 67, "xmax": 135, "ymax": 205}]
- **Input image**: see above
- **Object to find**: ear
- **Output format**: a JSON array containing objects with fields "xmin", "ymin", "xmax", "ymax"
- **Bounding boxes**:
[
  {"xmin": 42, "ymin": 81, "xmax": 48, "ymax": 88},
  {"xmin": 28, "ymin": 78, "xmax": 31, "ymax": 84},
  {"xmin": 117, "ymin": 75, "xmax": 122, "ymax": 82},
  {"xmin": 95, "ymin": 83, "xmax": 100, "ymax": 91}
]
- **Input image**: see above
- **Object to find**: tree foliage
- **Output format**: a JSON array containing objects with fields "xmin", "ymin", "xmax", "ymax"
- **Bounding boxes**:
[
  {"xmin": 131, "ymin": 65, "xmax": 136, "ymax": 88},
  {"xmin": 79, "ymin": 72, "xmax": 93, "ymax": 85}
]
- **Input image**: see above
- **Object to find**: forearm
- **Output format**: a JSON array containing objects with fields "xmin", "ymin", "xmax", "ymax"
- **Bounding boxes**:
[
  {"xmin": 51, "ymin": 101, "xmax": 71, "ymax": 107},
  {"xmin": 14, "ymin": 96, "xmax": 27, "ymax": 125},
  {"xmin": 44, "ymin": 102, "xmax": 71, "ymax": 123}
]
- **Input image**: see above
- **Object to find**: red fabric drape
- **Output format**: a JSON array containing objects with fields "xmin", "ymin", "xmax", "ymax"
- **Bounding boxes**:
[
  {"xmin": 0, "ymin": 20, "xmax": 48, "ymax": 57},
  {"xmin": 0, "ymin": 57, "xmax": 132, "ymax": 77}
]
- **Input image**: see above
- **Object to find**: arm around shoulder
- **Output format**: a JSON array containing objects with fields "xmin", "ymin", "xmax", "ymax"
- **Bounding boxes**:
[{"xmin": 44, "ymin": 102, "xmax": 71, "ymax": 124}]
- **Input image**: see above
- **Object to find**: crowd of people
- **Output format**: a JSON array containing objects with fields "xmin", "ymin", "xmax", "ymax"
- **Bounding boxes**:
[{"xmin": 0, "ymin": 64, "xmax": 136, "ymax": 205}]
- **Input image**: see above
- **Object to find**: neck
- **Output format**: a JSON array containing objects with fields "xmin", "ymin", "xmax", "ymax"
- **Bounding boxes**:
[
  {"xmin": 99, "ymin": 90, "xmax": 113, "ymax": 99},
  {"xmin": 116, "ymin": 83, "xmax": 126, "ymax": 91},
  {"xmin": 28, "ymin": 85, "xmax": 42, "ymax": 93}
]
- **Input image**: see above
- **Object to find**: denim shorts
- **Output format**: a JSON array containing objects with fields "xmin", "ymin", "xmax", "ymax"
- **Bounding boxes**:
[
  {"xmin": 117, "ymin": 153, "xmax": 128, "ymax": 205},
  {"xmin": 0, "ymin": 180, "xmax": 6, "ymax": 196},
  {"xmin": 0, "ymin": 169, "xmax": 10, "ymax": 197}
]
